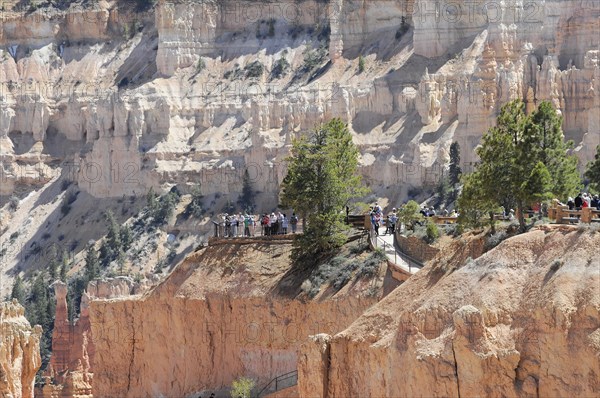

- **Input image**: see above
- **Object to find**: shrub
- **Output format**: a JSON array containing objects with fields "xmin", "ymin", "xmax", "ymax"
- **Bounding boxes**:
[
  {"xmin": 550, "ymin": 259, "xmax": 563, "ymax": 272},
  {"xmin": 224, "ymin": 66, "xmax": 243, "ymax": 80},
  {"xmin": 271, "ymin": 56, "xmax": 290, "ymax": 79},
  {"xmin": 395, "ymin": 17, "xmax": 409, "ymax": 40},
  {"xmin": 358, "ymin": 55, "xmax": 365, "ymax": 73},
  {"xmin": 332, "ymin": 268, "xmax": 352, "ymax": 290},
  {"xmin": 230, "ymin": 376, "xmax": 255, "ymax": 398},
  {"xmin": 245, "ymin": 60, "xmax": 264, "ymax": 78},
  {"xmin": 485, "ymin": 230, "xmax": 508, "ymax": 250},
  {"xmin": 349, "ymin": 241, "xmax": 369, "ymax": 254},
  {"xmin": 267, "ymin": 18, "xmax": 276, "ymax": 37},
  {"xmin": 425, "ymin": 222, "xmax": 440, "ymax": 244},
  {"xmin": 356, "ymin": 252, "xmax": 384, "ymax": 278},
  {"xmin": 185, "ymin": 185, "xmax": 204, "ymax": 218},
  {"xmin": 372, "ymin": 247, "xmax": 387, "ymax": 261},
  {"xmin": 61, "ymin": 190, "xmax": 78, "ymax": 217},
  {"xmin": 301, "ymin": 45, "xmax": 327, "ymax": 73},
  {"xmin": 329, "ymin": 256, "xmax": 347, "ymax": 268},
  {"xmin": 196, "ymin": 57, "xmax": 206, "ymax": 73},
  {"xmin": 8, "ymin": 195, "xmax": 19, "ymax": 211}
]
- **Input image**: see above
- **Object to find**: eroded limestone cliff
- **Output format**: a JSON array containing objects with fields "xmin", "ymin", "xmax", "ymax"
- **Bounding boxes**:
[
  {"xmin": 299, "ymin": 227, "xmax": 600, "ymax": 397},
  {"xmin": 0, "ymin": 300, "xmax": 42, "ymax": 398},
  {"xmin": 89, "ymin": 239, "xmax": 384, "ymax": 397},
  {"xmin": 1, "ymin": 0, "xmax": 598, "ymax": 200},
  {"xmin": 40, "ymin": 278, "xmax": 151, "ymax": 398}
]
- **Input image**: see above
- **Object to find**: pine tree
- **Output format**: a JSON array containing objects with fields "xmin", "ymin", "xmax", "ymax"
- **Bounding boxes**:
[
  {"xmin": 448, "ymin": 141, "xmax": 462, "ymax": 187},
  {"xmin": 106, "ymin": 210, "xmax": 121, "ymax": 252},
  {"xmin": 84, "ymin": 245, "xmax": 100, "ymax": 283},
  {"xmin": 48, "ymin": 257, "xmax": 59, "ymax": 281},
  {"xmin": 280, "ymin": 118, "xmax": 368, "ymax": 262},
  {"xmin": 585, "ymin": 145, "xmax": 600, "ymax": 193},
  {"xmin": 120, "ymin": 225, "xmax": 133, "ymax": 252},
  {"xmin": 185, "ymin": 183, "xmax": 203, "ymax": 218},
  {"xmin": 458, "ymin": 100, "xmax": 578, "ymax": 232},
  {"xmin": 358, "ymin": 55, "xmax": 366, "ymax": 73},
  {"xmin": 26, "ymin": 271, "xmax": 54, "ymax": 371},
  {"xmin": 59, "ymin": 251, "xmax": 69, "ymax": 282},
  {"xmin": 397, "ymin": 200, "xmax": 423, "ymax": 231},
  {"xmin": 524, "ymin": 101, "xmax": 581, "ymax": 199},
  {"xmin": 10, "ymin": 276, "xmax": 26, "ymax": 305},
  {"xmin": 457, "ymin": 170, "xmax": 499, "ymax": 230},
  {"xmin": 117, "ymin": 249, "xmax": 126, "ymax": 275},
  {"xmin": 238, "ymin": 169, "xmax": 255, "ymax": 213}
]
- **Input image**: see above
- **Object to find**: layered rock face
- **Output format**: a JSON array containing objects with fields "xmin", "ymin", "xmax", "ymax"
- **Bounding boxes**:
[
  {"xmin": 299, "ymin": 227, "xmax": 600, "ymax": 397},
  {"xmin": 41, "ymin": 278, "xmax": 144, "ymax": 398},
  {"xmin": 89, "ymin": 241, "xmax": 382, "ymax": 397},
  {"xmin": 0, "ymin": 0, "xmax": 597, "ymax": 201},
  {"xmin": 0, "ymin": 300, "xmax": 42, "ymax": 398}
]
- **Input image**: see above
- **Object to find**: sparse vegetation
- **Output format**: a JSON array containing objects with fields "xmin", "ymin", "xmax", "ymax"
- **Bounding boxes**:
[
  {"xmin": 61, "ymin": 190, "xmax": 78, "ymax": 217},
  {"xmin": 485, "ymin": 230, "xmax": 508, "ymax": 250},
  {"xmin": 230, "ymin": 376, "xmax": 255, "ymax": 398},
  {"xmin": 304, "ymin": 250, "xmax": 385, "ymax": 298},
  {"xmin": 196, "ymin": 57, "xmax": 206, "ymax": 73},
  {"xmin": 300, "ymin": 45, "xmax": 328, "ymax": 73},
  {"xmin": 245, "ymin": 60, "xmax": 264, "ymax": 78},
  {"xmin": 184, "ymin": 184, "xmax": 204, "ymax": 218},
  {"xmin": 550, "ymin": 259, "xmax": 563, "ymax": 272},
  {"xmin": 398, "ymin": 200, "xmax": 423, "ymax": 231},
  {"xmin": 8, "ymin": 195, "xmax": 19, "ymax": 211},
  {"xmin": 395, "ymin": 17, "xmax": 409, "ymax": 40},
  {"xmin": 271, "ymin": 55, "xmax": 290, "ymax": 79},
  {"xmin": 425, "ymin": 221, "xmax": 440, "ymax": 244},
  {"xmin": 585, "ymin": 145, "xmax": 600, "ymax": 192},
  {"xmin": 358, "ymin": 55, "xmax": 366, "ymax": 73}
]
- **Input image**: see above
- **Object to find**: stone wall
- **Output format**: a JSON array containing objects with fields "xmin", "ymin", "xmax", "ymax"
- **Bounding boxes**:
[{"xmin": 395, "ymin": 233, "xmax": 440, "ymax": 263}]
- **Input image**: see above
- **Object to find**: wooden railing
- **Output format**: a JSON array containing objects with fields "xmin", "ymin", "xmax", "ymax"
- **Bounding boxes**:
[{"xmin": 548, "ymin": 205, "xmax": 600, "ymax": 224}]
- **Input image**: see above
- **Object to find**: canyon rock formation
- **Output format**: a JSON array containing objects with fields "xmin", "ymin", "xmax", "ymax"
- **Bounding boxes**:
[
  {"xmin": 0, "ymin": 300, "xmax": 42, "ymax": 398},
  {"xmin": 299, "ymin": 227, "xmax": 600, "ymax": 397},
  {"xmin": 0, "ymin": 0, "xmax": 597, "ymax": 200},
  {"xmin": 40, "ymin": 278, "xmax": 146, "ymax": 398},
  {"xmin": 89, "ymin": 240, "xmax": 383, "ymax": 397}
]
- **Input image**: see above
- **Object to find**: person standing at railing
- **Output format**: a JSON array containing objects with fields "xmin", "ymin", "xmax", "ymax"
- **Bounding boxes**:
[
  {"xmin": 290, "ymin": 213, "xmax": 298, "ymax": 233},
  {"xmin": 373, "ymin": 211, "xmax": 381, "ymax": 236},
  {"xmin": 575, "ymin": 193, "xmax": 583, "ymax": 210},
  {"xmin": 390, "ymin": 209, "xmax": 398, "ymax": 234},
  {"xmin": 282, "ymin": 214, "xmax": 289, "ymax": 234}
]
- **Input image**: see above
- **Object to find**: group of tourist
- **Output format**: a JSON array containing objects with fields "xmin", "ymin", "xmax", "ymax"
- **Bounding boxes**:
[
  {"xmin": 260, "ymin": 212, "xmax": 299, "ymax": 235},
  {"xmin": 219, "ymin": 211, "xmax": 300, "ymax": 237},
  {"xmin": 421, "ymin": 206, "xmax": 459, "ymax": 218},
  {"xmin": 369, "ymin": 203, "xmax": 398, "ymax": 236},
  {"xmin": 566, "ymin": 192, "xmax": 600, "ymax": 210},
  {"xmin": 369, "ymin": 202, "xmax": 462, "ymax": 236}
]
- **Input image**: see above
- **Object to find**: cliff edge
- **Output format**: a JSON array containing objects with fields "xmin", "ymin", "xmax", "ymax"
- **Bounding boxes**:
[{"xmin": 299, "ymin": 227, "xmax": 600, "ymax": 397}]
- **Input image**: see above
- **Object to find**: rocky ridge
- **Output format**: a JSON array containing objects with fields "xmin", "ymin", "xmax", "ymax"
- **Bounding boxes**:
[
  {"xmin": 0, "ymin": 300, "xmax": 42, "ymax": 398},
  {"xmin": 0, "ymin": 0, "xmax": 597, "ymax": 201},
  {"xmin": 298, "ymin": 227, "xmax": 600, "ymax": 397}
]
